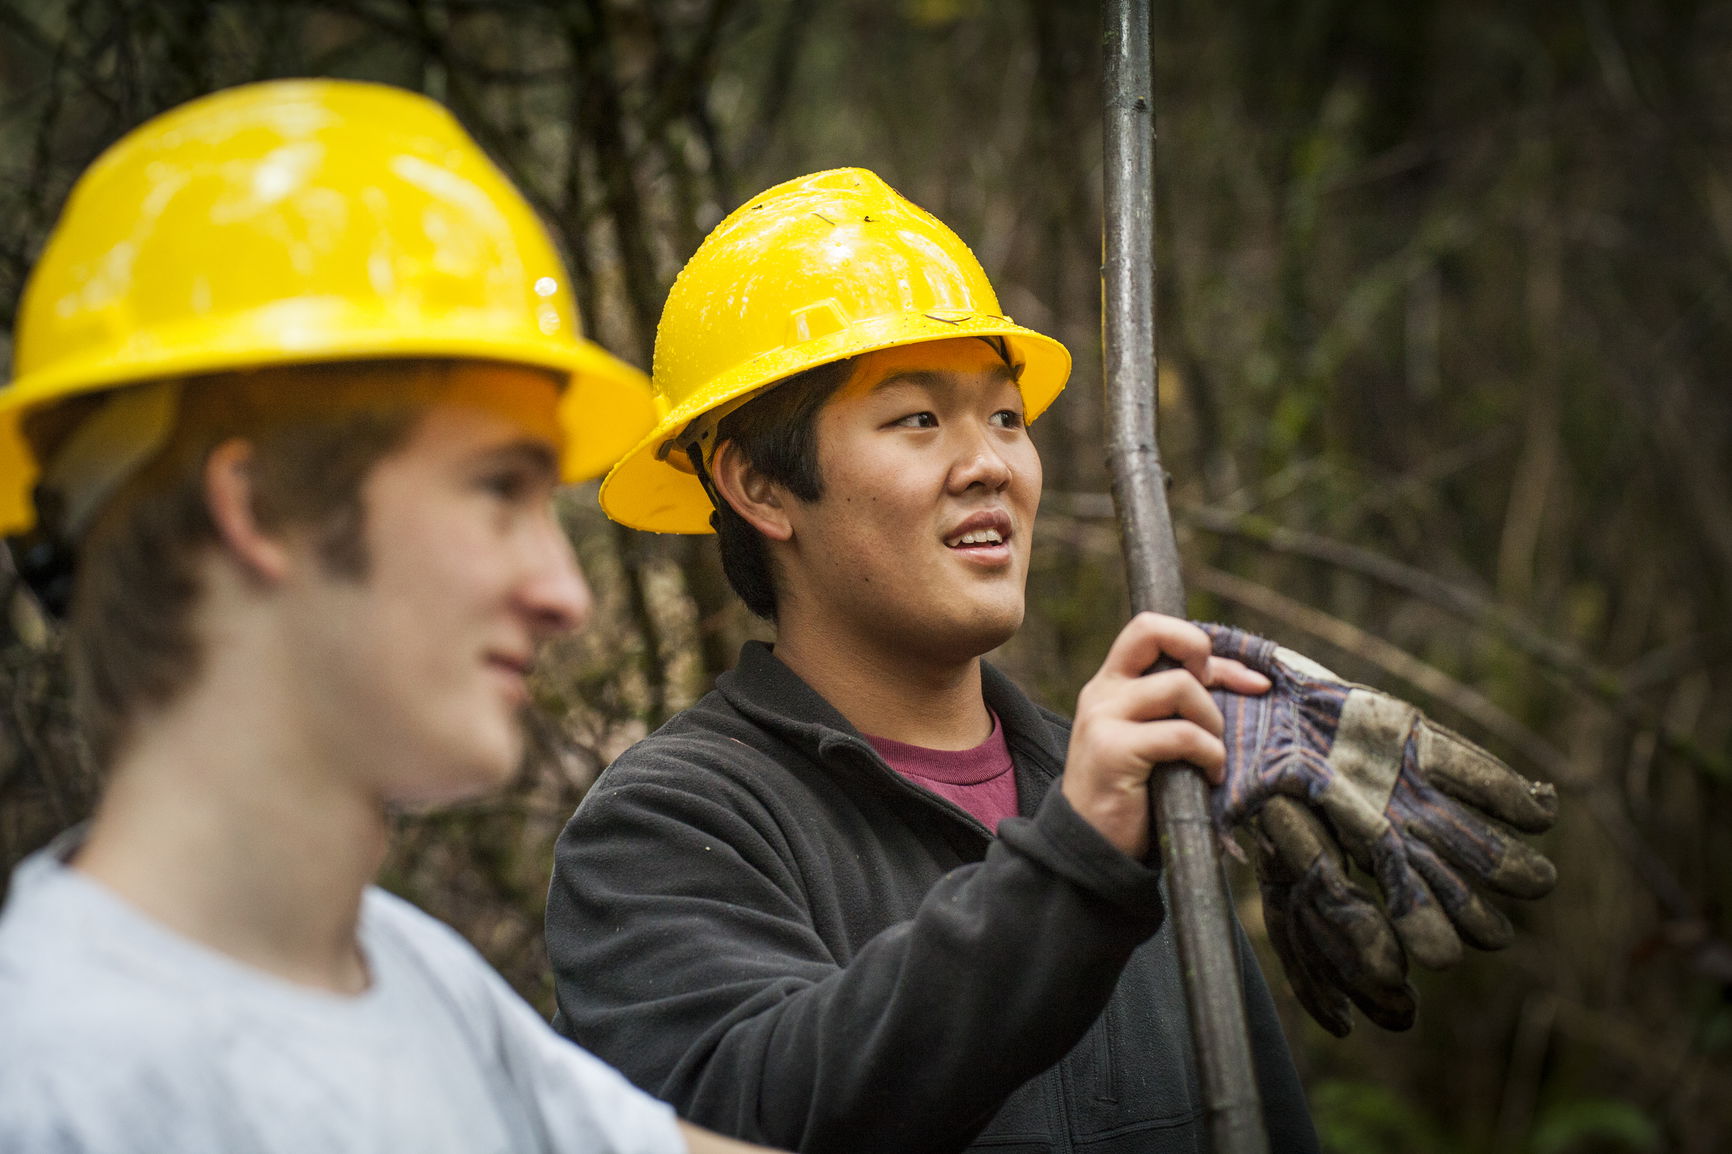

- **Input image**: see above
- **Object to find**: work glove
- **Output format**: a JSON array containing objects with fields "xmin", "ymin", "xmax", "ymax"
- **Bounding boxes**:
[
  {"xmin": 1244, "ymin": 796, "xmax": 1417, "ymax": 1036},
  {"xmin": 1202, "ymin": 623, "xmax": 1560, "ymax": 1033}
]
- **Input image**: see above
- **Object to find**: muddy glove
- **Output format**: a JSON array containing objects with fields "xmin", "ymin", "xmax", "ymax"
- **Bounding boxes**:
[
  {"xmin": 1203, "ymin": 623, "xmax": 1559, "ymax": 983},
  {"xmin": 1246, "ymin": 796, "xmax": 1416, "ymax": 1036}
]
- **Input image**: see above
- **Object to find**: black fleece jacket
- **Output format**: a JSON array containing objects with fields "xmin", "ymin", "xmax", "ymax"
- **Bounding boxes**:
[{"xmin": 547, "ymin": 642, "xmax": 1317, "ymax": 1154}]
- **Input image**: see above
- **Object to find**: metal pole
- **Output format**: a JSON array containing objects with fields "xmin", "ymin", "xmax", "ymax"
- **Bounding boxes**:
[{"xmin": 1100, "ymin": 2, "xmax": 1269, "ymax": 1151}]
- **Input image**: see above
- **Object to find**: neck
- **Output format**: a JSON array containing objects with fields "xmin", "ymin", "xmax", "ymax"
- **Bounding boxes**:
[
  {"xmin": 74, "ymin": 652, "xmax": 388, "ymax": 996},
  {"xmin": 772, "ymin": 617, "xmax": 993, "ymax": 750}
]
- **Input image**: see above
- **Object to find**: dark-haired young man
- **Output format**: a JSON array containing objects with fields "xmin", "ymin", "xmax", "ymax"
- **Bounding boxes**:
[
  {"xmin": 544, "ymin": 169, "xmax": 1320, "ymax": 1153},
  {"xmin": 0, "ymin": 80, "xmax": 778, "ymax": 1154}
]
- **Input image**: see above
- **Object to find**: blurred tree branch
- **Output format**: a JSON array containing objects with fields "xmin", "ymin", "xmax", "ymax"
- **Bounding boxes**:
[{"xmin": 1052, "ymin": 490, "xmax": 1730, "ymax": 783}]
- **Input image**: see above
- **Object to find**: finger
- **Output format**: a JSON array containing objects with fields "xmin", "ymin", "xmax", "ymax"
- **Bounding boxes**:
[
  {"xmin": 1415, "ymin": 721, "xmax": 1559, "ymax": 833},
  {"xmin": 1405, "ymin": 814, "xmax": 1558, "ymax": 900},
  {"xmin": 1289, "ymin": 896, "xmax": 1417, "ymax": 1032},
  {"xmin": 1393, "ymin": 784, "xmax": 1558, "ymax": 899},
  {"xmin": 1276, "ymin": 941, "xmax": 1356, "ymax": 1037},
  {"xmin": 1361, "ymin": 828, "xmax": 1463, "ymax": 969},
  {"xmin": 1109, "ymin": 718, "xmax": 1228, "ymax": 783},
  {"xmin": 1197, "ymin": 622, "xmax": 1278, "ymax": 672},
  {"xmin": 1343, "ymin": 971, "xmax": 1418, "ymax": 1033},
  {"xmin": 1253, "ymin": 800, "xmax": 1385, "ymax": 1032},
  {"xmin": 1204, "ymin": 656, "xmax": 1272, "ymax": 696},
  {"xmin": 1111, "ymin": 667, "xmax": 1225, "ymax": 735},
  {"xmin": 1485, "ymin": 838, "xmax": 1557, "ymax": 900},
  {"xmin": 1392, "ymin": 901, "xmax": 1461, "ymax": 970},
  {"xmin": 1260, "ymin": 882, "xmax": 1355, "ymax": 1037},
  {"xmin": 1097, "ymin": 612, "xmax": 1213, "ymax": 683},
  {"xmin": 1262, "ymin": 801, "xmax": 1417, "ymax": 1029},
  {"xmin": 1291, "ymin": 856, "xmax": 1406, "ymax": 988},
  {"xmin": 1405, "ymin": 837, "xmax": 1516, "ymax": 951}
]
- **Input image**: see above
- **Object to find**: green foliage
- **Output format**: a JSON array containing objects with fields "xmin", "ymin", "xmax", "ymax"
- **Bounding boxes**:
[
  {"xmin": 1694, "ymin": 996, "xmax": 1732, "ymax": 1057},
  {"xmin": 1311, "ymin": 1078, "xmax": 1458, "ymax": 1154},
  {"xmin": 1528, "ymin": 1097, "xmax": 1662, "ymax": 1154}
]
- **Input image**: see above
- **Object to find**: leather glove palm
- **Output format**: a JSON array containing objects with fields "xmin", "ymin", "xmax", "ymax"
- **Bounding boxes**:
[{"xmin": 1203, "ymin": 623, "xmax": 1559, "ymax": 1034}]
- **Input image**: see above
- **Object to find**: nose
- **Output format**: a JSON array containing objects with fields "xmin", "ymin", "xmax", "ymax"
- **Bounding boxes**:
[
  {"xmin": 947, "ymin": 422, "xmax": 1014, "ymax": 494},
  {"xmin": 518, "ymin": 516, "xmax": 593, "ymax": 638}
]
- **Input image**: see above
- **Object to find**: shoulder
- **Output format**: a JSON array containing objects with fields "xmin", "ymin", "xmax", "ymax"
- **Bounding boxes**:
[
  {"xmin": 359, "ymin": 886, "xmax": 508, "ymax": 1006},
  {"xmin": 362, "ymin": 884, "xmax": 476, "ymax": 952},
  {"xmin": 0, "ymin": 959, "xmax": 207, "ymax": 1061},
  {"xmin": 0, "ymin": 854, "xmax": 210, "ymax": 1064},
  {"xmin": 0, "ymin": 956, "xmax": 222, "ymax": 1153},
  {"xmin": 583, "ymin": 689, "xmax": 808, "ymax": 814},
  {"xmin": 558, "ymin": 694, "xmax": 862, "ymax": 888}
]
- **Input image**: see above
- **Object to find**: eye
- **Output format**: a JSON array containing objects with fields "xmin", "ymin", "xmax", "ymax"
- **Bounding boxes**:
[
  {"xmin": 891, "ymin": 411, "xmax": 939, "ymax": 429},
  {"xmin": 478, "ymin": 467, "xmax": 538, "ymax": 504},
  {"xmin": 989, "ymin": 408, "xmax": 1025, "ymax": 430}
]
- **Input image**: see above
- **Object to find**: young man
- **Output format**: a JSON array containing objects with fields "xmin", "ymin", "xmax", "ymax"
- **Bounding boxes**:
[
  {"xmin": 0, "ymin": 80, "xmax": 775, "ymax": 1154},
  {"xmin": 552, "ymin": 167, "xmax": 1561, "ymax": 1149},
  {"xmin": 544, "ymin": 169, "xmax": 1319, "ymax": 1153}
]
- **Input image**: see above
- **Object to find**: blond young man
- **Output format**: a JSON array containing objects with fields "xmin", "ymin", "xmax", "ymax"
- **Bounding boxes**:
[{"xmin": 0, "ymin": 81, "xmax": 773, "ymax": 1154}]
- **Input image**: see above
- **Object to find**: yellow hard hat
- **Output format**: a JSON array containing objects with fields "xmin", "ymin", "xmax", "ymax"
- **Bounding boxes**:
[
  {"xmin": 598, "ymin": 167, "xmax": 1071, "ymax": 534},
  {"xmin": 0, "ymin": 78, "xmax": 654, "ymax": 537}
]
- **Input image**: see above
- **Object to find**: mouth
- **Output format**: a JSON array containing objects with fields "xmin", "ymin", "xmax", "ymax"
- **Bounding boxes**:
[
  {"xmin": 943, "ymin": 511, "xmax": 1014, "ymax": 552},
  {"xmin": 486, "ymin": 652, "xmax": 534, "ymax": 700}
]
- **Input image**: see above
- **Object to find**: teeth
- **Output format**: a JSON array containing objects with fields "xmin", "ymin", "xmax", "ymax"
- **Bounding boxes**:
[{"xmin": 948, "ymin": 528, "xmax": 1004, "ymax": 547}]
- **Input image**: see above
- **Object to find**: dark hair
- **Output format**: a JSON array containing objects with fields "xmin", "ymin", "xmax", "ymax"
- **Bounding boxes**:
[
  {"xmin": 710, "ymin": 357, "xmax": 856, "ymax": 620},
  {"xmin": 51, "ymin": 361, "xmax": 460, "ymax": 766}
]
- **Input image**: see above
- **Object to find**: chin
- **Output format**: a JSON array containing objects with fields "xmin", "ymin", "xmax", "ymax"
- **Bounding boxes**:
[
  {"xmin": 384, "ymin": 737, "xmax": 525, "ymax": 808},
  {"xmin": 389, "ymin": 767, "xmax": 514, "ymax": 810},
  {"xmin": 929, "ymin": 609, "xmax": 1024, "ymax": 662}
]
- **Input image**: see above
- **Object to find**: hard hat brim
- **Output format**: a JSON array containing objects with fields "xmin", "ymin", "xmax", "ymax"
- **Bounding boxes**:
[
  {"xmin": 599, "ymin": 313, "xmax": 1071, "ymax": 535},
  {"xmin": 0, "ymin": 332, "xmax": 654, "ymax": 538}
]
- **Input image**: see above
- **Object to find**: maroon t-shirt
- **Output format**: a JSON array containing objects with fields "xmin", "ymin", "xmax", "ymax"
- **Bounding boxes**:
[{"xmin": 866, "ymin": 711, "xmax": 1019, "ymax": 832}]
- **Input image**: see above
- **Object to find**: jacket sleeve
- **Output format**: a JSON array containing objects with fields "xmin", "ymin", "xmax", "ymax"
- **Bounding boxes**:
[{"xmin": 545, "ymin": 752, "xmax": 1166, "ymax": 1154}]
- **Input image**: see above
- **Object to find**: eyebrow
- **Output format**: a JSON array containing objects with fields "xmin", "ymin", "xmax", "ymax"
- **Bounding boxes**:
[
  {"xmin": 870, "ymin": 363, "xmax": 1022, "ymax": 394},
  {"xmin": 475, "ymin": 439, "xmax": 562, "ymax": 478}
]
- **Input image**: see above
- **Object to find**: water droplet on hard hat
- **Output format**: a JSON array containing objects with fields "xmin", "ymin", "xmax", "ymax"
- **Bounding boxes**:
[{"xmin": 534, "ymin": 276, "xmax": 558, "ymax": 297}]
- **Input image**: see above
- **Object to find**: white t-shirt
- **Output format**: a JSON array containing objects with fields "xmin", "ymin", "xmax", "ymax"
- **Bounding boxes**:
[{"xmin": 0, "ymin": 843, "xmax": 682, "ymax": 1154}]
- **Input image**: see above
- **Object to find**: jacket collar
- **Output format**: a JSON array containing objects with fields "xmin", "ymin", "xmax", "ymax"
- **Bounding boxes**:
[{"xmin": 715, "ymin": 640, "xmax": 1065, "ymax": 784}]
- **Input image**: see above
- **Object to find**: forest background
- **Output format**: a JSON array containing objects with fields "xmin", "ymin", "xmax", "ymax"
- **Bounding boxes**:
[{"xmin": 1, "ymin": 1, "xmax": 1728, "ymax": 1151}]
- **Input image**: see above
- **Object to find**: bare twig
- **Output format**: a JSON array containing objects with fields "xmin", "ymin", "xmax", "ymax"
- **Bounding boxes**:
[{"xmin": 739, "ymin": 0, "xmax": 813, "ymax": 166}]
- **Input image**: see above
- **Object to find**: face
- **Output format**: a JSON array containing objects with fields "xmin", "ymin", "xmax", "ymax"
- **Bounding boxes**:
[
  {"xmin": 775, "ymin": 337, "xmax": 1042, "ymax": 664},
  {"xmin": 283, "ymin": 364, "xmax": 591, "ymax": 804}
]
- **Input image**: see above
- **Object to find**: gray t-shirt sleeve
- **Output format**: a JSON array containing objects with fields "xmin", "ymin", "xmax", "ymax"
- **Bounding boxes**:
[
  {"xmin": 479, "ymin": 959, "xmax": 685, "ymax": 1154},
  {"xmin": 325, "ymin": 887, "xmax": 688, "ymax": 1154}
]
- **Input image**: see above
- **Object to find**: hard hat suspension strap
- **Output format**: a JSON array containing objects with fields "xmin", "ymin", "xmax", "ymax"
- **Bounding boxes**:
[
  {"xmin": 41, "ymin": 382, "xmax": 182, "ymax": 541},
  {"xmin": 683, "ymin": 441, "xmax": 727, "ymax": 519}
]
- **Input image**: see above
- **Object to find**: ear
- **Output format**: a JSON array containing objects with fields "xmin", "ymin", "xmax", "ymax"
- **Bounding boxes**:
[
  {"xmin": 203, "ymin": 438, "xmax": 292, "ymax": 583},
  {"xmin": 709, "ymin": 440, "xmax": 793, "ymax": 542}
]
